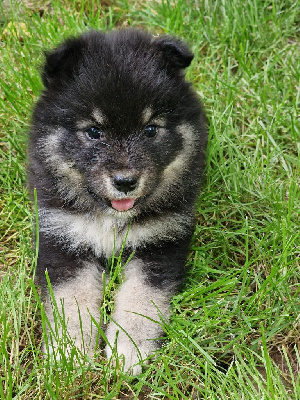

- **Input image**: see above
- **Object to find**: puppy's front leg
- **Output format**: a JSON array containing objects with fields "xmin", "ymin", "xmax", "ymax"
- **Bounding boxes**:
[
  {"xmin": 42, "ymin": 261, "xmax": 103, "ymax": 359},
  {"xmin": 105, "ymin": 259, "xmax": 173, "ymax": 375}
]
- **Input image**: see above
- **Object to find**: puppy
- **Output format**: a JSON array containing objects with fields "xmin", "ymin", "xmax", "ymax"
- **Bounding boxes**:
[{"xmin": 28, "ymin": 28, "xmax": 207, "ymax": 374}]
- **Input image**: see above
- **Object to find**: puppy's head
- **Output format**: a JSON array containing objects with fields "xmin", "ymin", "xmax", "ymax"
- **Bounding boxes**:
[{"xmin": 30, "ymin": 29, "xmax": 206, "ymax": 217}]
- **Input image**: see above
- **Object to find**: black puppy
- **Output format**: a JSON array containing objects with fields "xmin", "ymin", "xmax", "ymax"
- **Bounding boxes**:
[{"xmin": 28, "ymin": 29, "xmax": 207, "ymax": 374}]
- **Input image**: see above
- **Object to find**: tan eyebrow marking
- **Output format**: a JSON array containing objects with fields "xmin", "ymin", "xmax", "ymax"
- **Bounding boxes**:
[
  {"xmin": 76, "ymin": 120, "xmax": 94, "ymax": 129},
  {"xmin": 92, "ymin": 108, "xmax": 105, "ymax": 125},
  {"xmin": 141, "ymin": 107, "xmax": 154, "ymax": 125}
]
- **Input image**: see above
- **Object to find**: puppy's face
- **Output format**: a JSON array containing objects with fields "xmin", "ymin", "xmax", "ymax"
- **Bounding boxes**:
[
  {"xmin": 31, "ymin": 30, "xmax": 204, "ymax": 217},
  {"xmin": 74, "ymin": 107, "xmax": 178, "ymax": 214}
]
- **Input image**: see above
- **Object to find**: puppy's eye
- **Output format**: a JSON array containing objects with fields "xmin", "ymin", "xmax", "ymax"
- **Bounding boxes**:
[
  {"xmin": 144, "ymin": 125, "xmax": 158, "ymax": 138},
  {"xmin": 85, "ymin": 127, "xmax": 104, "ymax": 140}
]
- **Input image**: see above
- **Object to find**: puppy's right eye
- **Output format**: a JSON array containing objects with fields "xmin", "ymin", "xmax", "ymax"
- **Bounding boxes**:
[
  {"xmin": 144, "ymin": 125, "xmax": 158, "ymax": 138},
  {"xmin": 85, "ymin": 127, "xmax": 104, "ymax": 140}
]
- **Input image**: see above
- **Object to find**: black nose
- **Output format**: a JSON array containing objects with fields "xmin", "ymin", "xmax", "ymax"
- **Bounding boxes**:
[{"xmin": 113, "ymin": 175, "xmax": 138, "ymax": 193}]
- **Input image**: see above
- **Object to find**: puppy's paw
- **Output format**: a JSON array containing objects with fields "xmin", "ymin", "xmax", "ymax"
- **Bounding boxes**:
[
  {"xmin": 106, "ymin": 344, "xmax": 142, "ymax": 375},
  {"xmin": 105, "ymin": 324, "xmax": 155, "ymax": 375}
]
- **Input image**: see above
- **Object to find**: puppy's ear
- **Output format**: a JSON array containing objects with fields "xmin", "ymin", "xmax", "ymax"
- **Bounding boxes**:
[
  {"xmin": 154, "ymin": 36, "xmax": 194, "ymax": 69},
  {"xmin": 42, "ymin": 37, "xmax": 85, "ymax": 88}
]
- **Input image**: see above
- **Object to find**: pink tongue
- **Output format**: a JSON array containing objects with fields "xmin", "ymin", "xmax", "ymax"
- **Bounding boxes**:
[{"xmin": 111, "ymin": 198, "xmax": 135, "ymax": 211}]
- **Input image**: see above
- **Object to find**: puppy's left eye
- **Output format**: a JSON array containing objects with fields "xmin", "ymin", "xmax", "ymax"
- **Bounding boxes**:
[
  {"xmin": 144, "ymin": 125, "xmax": 158, "ymax": 138},
  {"xmin": 85, "ymin": 127, "xmax": 104, "ymax": 140}
]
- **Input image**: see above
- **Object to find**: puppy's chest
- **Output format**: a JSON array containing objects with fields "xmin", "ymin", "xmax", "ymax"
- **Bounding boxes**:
[
  {"xmin": 39, "ymin": 208, "xmax": 182, "ymax": 259},
  {"xmin": 70, "ymin": 215, "xmax": 128, "ymax": 257},
  {"xmin": 39, "ymin": 209, "xmax": 131, "ymax": 257}
]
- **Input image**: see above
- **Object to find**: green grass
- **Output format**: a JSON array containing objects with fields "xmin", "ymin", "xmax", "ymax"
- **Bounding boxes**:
[{"xmin": 0, "ymin": 0, "xmax": 299, "ymax": 398}]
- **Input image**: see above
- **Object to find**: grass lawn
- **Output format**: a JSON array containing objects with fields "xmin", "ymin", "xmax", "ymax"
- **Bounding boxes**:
[{"xmin": 0, "ymin": 0, "xmax": 299, "ymax": 398}]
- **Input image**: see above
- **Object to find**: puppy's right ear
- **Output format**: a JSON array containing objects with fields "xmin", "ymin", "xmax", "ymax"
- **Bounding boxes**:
[{"xmin": 42, "ymin": 37, "xmax": 85, "ymax": 89}]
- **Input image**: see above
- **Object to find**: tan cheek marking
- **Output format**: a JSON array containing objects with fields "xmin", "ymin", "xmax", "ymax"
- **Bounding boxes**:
[
  {"xmin": 162, "ymin": 123, "xmax": 196, "ymax": 180},
  {"xmin": 38, "ymin": 132, "xmax": 83, "ymax": 181},
  {"xmin": 37, "ymin": 132, "xmax": 86, "ymax": 206}
]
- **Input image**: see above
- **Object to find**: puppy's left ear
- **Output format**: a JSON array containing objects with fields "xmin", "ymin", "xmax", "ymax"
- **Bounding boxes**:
[{"xmin": 154, "ymin": 36, "xmax": 194, "ymax": 69}]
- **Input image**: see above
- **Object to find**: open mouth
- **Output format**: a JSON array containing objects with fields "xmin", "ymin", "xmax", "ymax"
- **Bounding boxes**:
[
  {"xmin": 111, "ymin": 198, "xmax": 135, "ymax": 212},
  {"xmin": 87, "ymin": 188, "xmax": 136, "ymax": 212}
]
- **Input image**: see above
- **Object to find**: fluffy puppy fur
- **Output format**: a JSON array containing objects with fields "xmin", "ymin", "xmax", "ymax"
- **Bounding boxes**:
[{"xmin": 28, "ymin": 28, "xmax": 208, "ymax": 374}]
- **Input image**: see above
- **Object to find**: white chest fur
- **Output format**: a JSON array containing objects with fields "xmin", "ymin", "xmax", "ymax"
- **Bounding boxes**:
[{"xmin": 38, "ymin": 208, "xmax": 190, "ymax": 258}]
